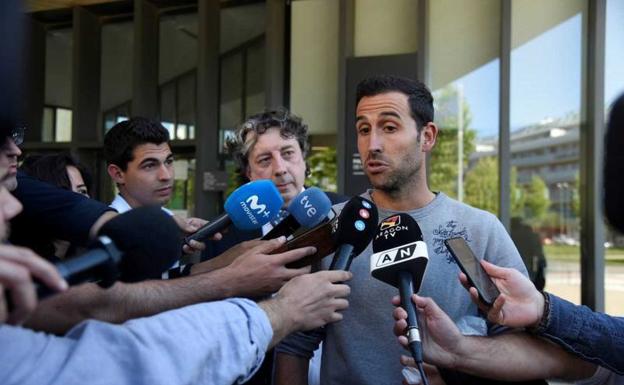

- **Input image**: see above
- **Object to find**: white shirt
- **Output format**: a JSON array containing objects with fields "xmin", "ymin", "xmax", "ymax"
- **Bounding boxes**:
[{"xmin": 109, "ymin": 194, "xmax": 173, "ymax": 216}]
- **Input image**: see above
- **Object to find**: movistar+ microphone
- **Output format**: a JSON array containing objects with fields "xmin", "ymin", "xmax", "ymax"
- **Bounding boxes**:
[{"xmin": 185, "ymin": 179, "xmax": 283, "ymax": 244}]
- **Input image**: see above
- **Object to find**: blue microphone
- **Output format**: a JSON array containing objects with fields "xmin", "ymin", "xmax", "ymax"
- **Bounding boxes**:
[
  {"xmin": 262, "ymin": 187, "xmax": 332, "ymax": 240},
  {"xmin": 185, "ymin": 180, "xmax": 283, "ymax": 243}
]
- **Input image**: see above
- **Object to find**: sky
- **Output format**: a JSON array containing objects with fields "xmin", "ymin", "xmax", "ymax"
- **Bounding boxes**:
[{"xmin": 443, "ymin": 0, "xmax": 624, "ymax": 138}]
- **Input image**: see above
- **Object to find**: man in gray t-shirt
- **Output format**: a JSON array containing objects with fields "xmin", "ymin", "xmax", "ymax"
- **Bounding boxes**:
[{"xmin": 274, "ymin": 75, "xmax": 528, "ymax": 385}]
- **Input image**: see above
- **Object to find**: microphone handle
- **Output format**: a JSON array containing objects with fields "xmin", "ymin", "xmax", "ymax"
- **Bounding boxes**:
[
  {"xmin": 261, "ymin": 215, "xmax": 300, "ymax": 240},
  {"xmin": 185, "ymin": 213, "xmax": 232, "ymax": 243},
  {"xmin": 329, "ymin": 244, "xmax": 355, "ymax": 271},
  {"xmin": 399, "ymin": 270, "xmax": 423, "ymax": 363}
]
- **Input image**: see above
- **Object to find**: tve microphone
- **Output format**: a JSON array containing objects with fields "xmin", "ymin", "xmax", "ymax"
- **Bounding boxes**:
[
  {"xmin": 329, "ymin": 196, "xmax": 378, "ymax": 271},
  {"xmin": 371, "ymin": 213, "xmax": 429, "ymax": 377},
  {"xmin": 185, "ymin": 179, "xmax": 283, "ymax": 244},
  {"xmin": 261, "ymin": 187, "xmax": 332, "ymax": 240}
]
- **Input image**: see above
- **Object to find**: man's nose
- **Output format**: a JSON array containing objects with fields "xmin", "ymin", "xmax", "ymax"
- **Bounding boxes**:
[{"xmin": 272, "ymin": 154, "xmax": 287, "ymax": 176}]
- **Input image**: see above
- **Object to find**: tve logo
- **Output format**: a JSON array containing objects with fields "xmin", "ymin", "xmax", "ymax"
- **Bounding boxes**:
[{"xmin": 299, "ymin": 195, "xmax": 317, "ymax": 218}]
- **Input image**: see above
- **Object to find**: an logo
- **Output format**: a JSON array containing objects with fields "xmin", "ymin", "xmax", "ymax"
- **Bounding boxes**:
[
  {"xmin": 359, "ymin": 209, "xmax": 370, "ymax": 219},
  {"xmin": 299, "ymin": 195, "xmax": 317, "ymax": 217},
  {"xmin": 375, "ymin": 244, "xmax": 416, "ymax": 267},
  {"xmin": 362, "ymin": 200, "xmax": 372, "ymax": 209},
  {"xmin": 380, "ymin": 215, "xmax": 401, "ymax": 230},
  {"xmin": 354, "ymin": 220, "xmax": 366, "ymax": 231}
]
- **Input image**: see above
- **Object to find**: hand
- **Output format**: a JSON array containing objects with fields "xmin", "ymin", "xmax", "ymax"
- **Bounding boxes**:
[
  {"xmin": 173, "ymin": 216, "xmax": 221, "ymax": 255},
  {"xmin": 0, "ymin": 245, "xmax": 67, "ymax": 324},
  {"xmin": 260, "ymin": 270, "xmax": 351, "ymax": 347},
  {"xmin": 392, "ymin": 294, "xmax": 464, "ymax": 369},
  {"xmin": 459, "ymin": 260, "xmax": 544, "ymax": 328},
  {"xmin": 224, "ymin": 237, "xmax": 315, "ymax": 297},
  {"xmin": 191, "ymin": 239, "xmax": 265, "ymax": 275}
]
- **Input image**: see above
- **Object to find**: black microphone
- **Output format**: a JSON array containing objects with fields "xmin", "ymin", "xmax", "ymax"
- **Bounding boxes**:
[
  {"xmin": 329, "ymin": 196, "xmax": 378, "ymax": 271},
  {"xmin": 35, "ymin": 236, "xmax": 122, "ymax": 299},
  {"xmin": 261, "ymin": 187, "xmax": 332, "ymax": 240},
  {"xmin": 371, "ymin": 213, "xmax": 429, "ymax": 383},
  {"xmin": 98, "ymin": 206, "xmax": 183, "ymax": 282}
]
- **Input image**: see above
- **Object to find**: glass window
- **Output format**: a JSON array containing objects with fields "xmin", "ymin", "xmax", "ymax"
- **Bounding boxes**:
[
  {"xmin": 55, "ymin": 108, "xmax": 73, "ymax": 142},
  {"xmin": 428, "ymin": 0, "xmax": 501, "ymax": 216},
  {"xmin": 101, "ymin": 21, "xmax": 133, "ymax": 134},
  {"xmin": 219, "ymin": 52, "xmax": 243, "ymax": 150},
  {"xmin": 510, "ymin": 0, "xmax": 587, "ymax": 303},
  {"xmin": 604, "ymin": 0, "xmax": 624, "ymax": 315},
  {"xmin": 44, "ymin": 28, "xmax": 73, "ymax": 142}
]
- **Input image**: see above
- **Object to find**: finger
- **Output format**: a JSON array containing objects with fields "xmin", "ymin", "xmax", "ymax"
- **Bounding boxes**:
[
  {"xmin": 312, "ymin": 270, "xmax": 353, "ymax": 284},
  {"xmin": 400, "ymin": 354, "xmax": 416, "ymax": 367},
  {"xmin": 327, "ymin": 312, "xmax": 344, "ymax": 323},
  {"xmin": 391, "ymin": 295, "xmax": 401, "ymax": 306},
  {"xmin": 480, "ymin": 260, "xmax": 509, "ymax": 280},
  {"xmin": 12, "ymin": 248, "xmax": 67, "ymax": 292},
  {"xmin": 487, "ymin": 293, "xmax": 506, "ymax": 324},
  {"xmin": 272, "ymin": 246, "xmax": 317, "ymax": 265},
  {"xmin": 328, "ymin": 283, "xmax": 351, "ymax": 298},
  {"xmin": 0, "ymin": 283, "xmax": 7, "ymax": 323},
  {"xmin": 210, "ymin": 232, "xmax": 223, "ymax": 241},
  {"xmin": 0, "ymin": 260, "xmax": 37, "ymax": 325},
  {"xmin": 251, "ymin": 237, "xmax": 288, "ymax": 254},
  {"xmin": 393, "ymin": 306, "xmax": 408, "ymax": 322},
  {"xmin": 281, "ymin": 265, "xmax": 312, "ymax": 280},
  {"xmin": 187, "ymin": 240, "xmax": 206, "ymax": 251},
  {"xmin": 394, "ymin": 318, "xmax": 408, "ymax": 337},
  {"xmin": 331, "ymin": 298, "xmax": 349, "ymax": 311},
  {"xmin": 458, "ymin": 272, "xmax": 471, "ymax": 291}
]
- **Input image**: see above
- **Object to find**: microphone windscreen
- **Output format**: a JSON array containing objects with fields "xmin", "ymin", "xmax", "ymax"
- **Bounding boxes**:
[
  {"xmin": 371, "ymin": 213, "xmax": 428, "ymax": 290},
  {"xmin": 225, "ymin": 179, "xmax": 284, "ymax": 230},
  {"xmin": 288, "ymin": 187, "xmax": 332, "ymax": 228},
  {"xmin": 98, "ymin": 206, "xmax": 182, "ymax": 282},
  {"xmin": 372, "ymin": 214, "xmax": 422, "ymax": 252},
  {"xmin": 333, "ymin": 196, "xmax": 378, "ymax": 255},
  {"xmin": 605, "ymin": 93, "xmax": 624, "ymax": 233}
]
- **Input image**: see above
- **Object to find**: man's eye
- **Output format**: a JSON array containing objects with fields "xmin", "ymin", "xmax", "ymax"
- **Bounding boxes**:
[
  {"xmin": 357, "ymin": 126, "xmax": 370, "ymax": 135},
  {"xmin": 165, "ymin": 158, "xmax": 174, "ymax": 166},
  {"xmin": 384, "ymin": 125, "xmax": 398, "ymax": 132}
]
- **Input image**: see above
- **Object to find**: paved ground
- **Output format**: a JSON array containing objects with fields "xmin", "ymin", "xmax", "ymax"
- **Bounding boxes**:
[{"xmin": 545, "ymin": 260, "xmax": 624, "ymax": 315}]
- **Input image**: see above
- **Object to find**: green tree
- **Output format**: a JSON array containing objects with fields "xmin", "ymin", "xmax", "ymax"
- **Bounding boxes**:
[
  {"xmin": 306, "ymin": 147, "xmax": 337, "ymax": 192},
  {"xmin": 524, "ymin": 175, "xmax": 550, "ymax": 221},
  {"xmin": 429, "ymin": 84, "xmax": 476, "ymax": 198}
]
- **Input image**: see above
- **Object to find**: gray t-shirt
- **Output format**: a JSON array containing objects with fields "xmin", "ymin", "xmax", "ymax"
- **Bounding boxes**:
[{"xmin": 277, "ymin": 191, "xmax": 528, "ymax": 385}]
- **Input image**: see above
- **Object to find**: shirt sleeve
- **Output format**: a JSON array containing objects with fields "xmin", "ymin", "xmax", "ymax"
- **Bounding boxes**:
[
  {"xmin": 12, "ymin": 171, "xmax": 114, "ymax": 244},
  {"xmin": 483, "ymin": 213, "xmax": 529, "ymax": 275},
  {"xmin": 275, "ymin": 327, "xmax": 325, "ymax": 360},
  {"xmin": 0, "ymin": 298, "xmax": 273, "ymax": 385},
  {"xmin": 539, "ymin": 293, "xmax": 624, "ymax": 375}
]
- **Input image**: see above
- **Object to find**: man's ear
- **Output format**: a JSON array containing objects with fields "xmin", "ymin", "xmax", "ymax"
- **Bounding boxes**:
[
  {"xmin": 107, "ymin": 164, "xmax": 125, "ymax": 185},
  {"xmin": 421, "ymin": 122, "xmax": 438, "ymax": 152}
]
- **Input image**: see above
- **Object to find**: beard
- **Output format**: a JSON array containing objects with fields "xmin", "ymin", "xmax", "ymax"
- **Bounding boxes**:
[{"xmin": 366, "ymin": 151, "xmax": 421, "ymax": 196}]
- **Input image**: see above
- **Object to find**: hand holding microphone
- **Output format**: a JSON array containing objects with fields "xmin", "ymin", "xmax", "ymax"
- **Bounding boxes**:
[
  {"xmin": 184, "ymin": 180, "xmax": 283, "ymax": 245},
  {"xmin": 269, "ymin": 196, "xmax": 378, "ymax": 269},
  {"xmin": 370, "ymin": 213, "xmax": 429, "ymax": 385}
]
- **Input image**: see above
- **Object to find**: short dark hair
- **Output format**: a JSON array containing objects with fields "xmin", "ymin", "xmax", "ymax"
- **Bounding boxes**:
[
  {"xmin": 356, "ymin": 75, "xmax": 434, "ymax": 128},
  {"xmin": 20, "ymin": 152, "xmax": 92, "ymax": 194},
  {"xmin": 225, "ymin": 108, "xmax": 310, "ymax": 184},
  {"xmin": 104, "ymin": 117, "xmax": 170, "ymax": 170}
]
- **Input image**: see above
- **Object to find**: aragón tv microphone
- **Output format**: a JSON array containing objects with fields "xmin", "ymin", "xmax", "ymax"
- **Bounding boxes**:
[
  {"xmin": 261, "ymin": 187, "xmax": 332, "ymax": 240},
  {"xmin": 370, "ymin": 213, "xmax": 429, "ymax": 385},
  {"xmin": 328, "ymin": 196, "xmax": 378, "ymax": 271},
  {"xmin": 185, "ymin": 179, "xmax": 283, "ymax": 244}
]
